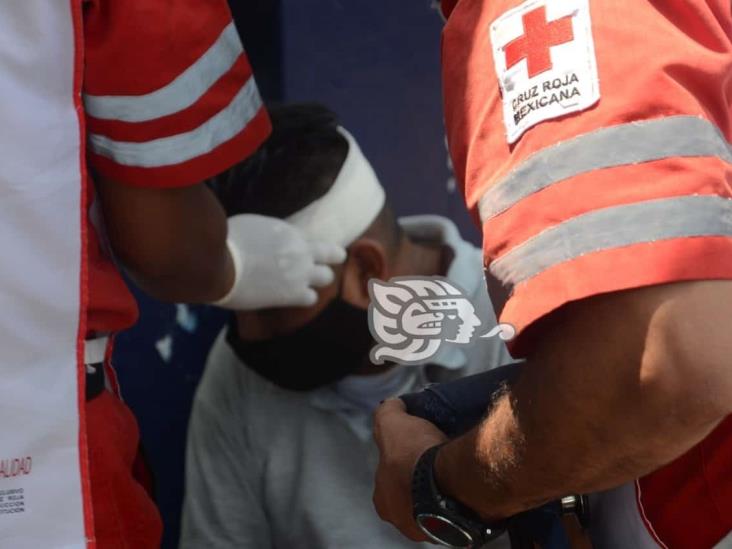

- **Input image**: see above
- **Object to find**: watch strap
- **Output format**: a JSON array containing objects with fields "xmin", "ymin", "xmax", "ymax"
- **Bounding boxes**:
[{"xmin": 412, "ymin": 444, "xmax": 505, "ymax": 546}]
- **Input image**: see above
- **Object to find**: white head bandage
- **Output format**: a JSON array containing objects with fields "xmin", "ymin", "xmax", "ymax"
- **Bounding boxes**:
[{"xmin": 286, "ymin": 127, "xmax": 386, "ymax": 247}]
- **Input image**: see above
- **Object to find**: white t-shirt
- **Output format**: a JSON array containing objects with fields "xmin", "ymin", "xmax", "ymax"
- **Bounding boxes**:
[{"xmin": 180, "ymin": 216, "xmax": 513, "ymax": 549}]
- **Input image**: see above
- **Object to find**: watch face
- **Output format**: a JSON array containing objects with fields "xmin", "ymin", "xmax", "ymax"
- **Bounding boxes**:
[{"xmin": 416, "ymin": 514, "xmax": 474, "ymax": 548}]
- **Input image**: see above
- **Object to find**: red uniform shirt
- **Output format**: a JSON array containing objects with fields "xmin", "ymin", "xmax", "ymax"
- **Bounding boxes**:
[
  {"xmin": 79, "ymin": 2, "xmax": 270, "ymax": 546},
  {"xmin": 441, "ymin": 0, "xmax": 732, "ymax": 547},
  {"xmin": 83, "ymin": 0, "xmax": 270, "ymax": 335}
]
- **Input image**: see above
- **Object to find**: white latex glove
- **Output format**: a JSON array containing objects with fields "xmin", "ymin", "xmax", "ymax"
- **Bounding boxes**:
[{"xmin": 212, "ymin": 214, "xmax": 347, "ymax": 310}]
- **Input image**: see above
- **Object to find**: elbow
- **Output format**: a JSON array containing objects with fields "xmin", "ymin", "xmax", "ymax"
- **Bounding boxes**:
[
  {"xmin": 127, "ymin": 255, "xmax": 229, "ymax": 304},
  {"xmin": 108, "ymin": 218, "xmax": 229, "ymax": 304},
  {"xmin": 114, "ymin": 245, "xmax": 219, "ymax": 303},
  {"xmin": 123, "ymin": 266, "xmax": 196, "ymax": 303},
  {"xmin": 96, "ymin": 176, "xmax": 230, "ymax": 303}
]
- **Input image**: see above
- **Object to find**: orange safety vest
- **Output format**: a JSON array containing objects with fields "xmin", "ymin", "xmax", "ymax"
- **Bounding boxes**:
[{"xmin": 441, "ymin": 0, "xmax": 732, "ymax": 547}]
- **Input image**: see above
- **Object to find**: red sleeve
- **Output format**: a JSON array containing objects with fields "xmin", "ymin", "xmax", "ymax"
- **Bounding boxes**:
[
  {"xmin": 82, "ymin": 0, "xmax": 270, "ymax": 188},
  {"xmin": 441, "ymin": 0, "xmax": 732, "ymax": 354}
]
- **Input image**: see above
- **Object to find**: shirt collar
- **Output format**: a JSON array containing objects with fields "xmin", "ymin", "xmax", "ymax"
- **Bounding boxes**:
[
  {"xmin": 397, "ymin": 215, "xmax": 483, "ymax": 370},
  {"xmin": 308, "ymin": 367, "xmax": 426, "ymax": 441},
  {"xmin": 398, "ymin": 215, "xmax": 482, "ymax": 298}
]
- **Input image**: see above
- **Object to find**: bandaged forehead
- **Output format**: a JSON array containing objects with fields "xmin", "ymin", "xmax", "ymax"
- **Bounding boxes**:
[{"xmin": 286, "ymin": 127, "xmax": 386, "ymax": 247}]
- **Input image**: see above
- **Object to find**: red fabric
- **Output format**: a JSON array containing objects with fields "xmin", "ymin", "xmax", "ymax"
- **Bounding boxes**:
[
  {"xmin": 82, "ymin": 0, "xmax": 271, "ymax": 189},
  {"xmin": 71, "ymin": 1, "xmax": 96, "ymax": 545},
  {"xmin": 443, "ymin": 0, "xmax": 732, "ymax": 221},
  {"xmin": 87, "ymin": 107, "xmax": 271, "ymax": 189},
  {"xmin": 86, "ymin": 392, "xmax": 162, "ymax": 549},
  {"xmin": 82, "ymin": 0, "xmax": 233, "ymax": 96},
  {"xmin": 442, "ymin": 0, "xmax": 732, "ymax": 337},
  {"xmin": 481, "ymin": 157, "xmax": 731, "ymax": 262},
  {"xmin": 77, "ymin": 2, "xmax": 271, "ymax": 546},
  {"xmin": 441, "ymin": 1, "xmax": 732, "ymax": 546},
  {"xmin": 638, "ymin": 418, "xmax": 732, "ymax": 549},
  {"xmin": 505, "ymin": 237, "xmax": 732, "ymax": 355},
  {"xmin": 80, "ymin": 0, "xmax": 271, "ymax": 333},
  {"xmin": 441, "ymin": 0, "xmax": 459, "ymax": 20},
  {"xmin": 87, "ymin": 56, "xmax": 255, "ymax": 143}
]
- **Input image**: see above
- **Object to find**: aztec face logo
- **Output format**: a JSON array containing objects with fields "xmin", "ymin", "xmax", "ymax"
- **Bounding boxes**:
[{"xmin": 368, "ymin": 276, "xmax": 516, "ymax": 365}]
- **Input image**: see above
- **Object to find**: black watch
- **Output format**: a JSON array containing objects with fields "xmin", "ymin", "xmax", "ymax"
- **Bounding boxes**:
[{"xmin": 412, "ymin": 445, "xmax": 505, "ymax": 548}]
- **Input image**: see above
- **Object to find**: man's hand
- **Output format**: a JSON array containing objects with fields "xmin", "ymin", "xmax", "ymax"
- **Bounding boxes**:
[
  {"xmin": 213, "ymin": 214, "xmax": 346, "ymax": 310},
  {"xmin": 372, "ymin": 399, "xmax": 448, "ymax": 543},
  {"xmin": 96, "ymin": 177, "xmax": 346, "ymax": 308}
]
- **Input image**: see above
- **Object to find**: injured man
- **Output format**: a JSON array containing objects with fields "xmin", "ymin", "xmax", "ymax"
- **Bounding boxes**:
[{"xmin": 180, "ymin": 103, "xmax": 512, "ymax": 549}]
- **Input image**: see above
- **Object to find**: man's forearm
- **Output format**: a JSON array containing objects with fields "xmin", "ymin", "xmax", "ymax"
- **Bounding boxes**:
[
  {"xmin": 434, "ymin": 282, "xmax": 732, "ymax": 520},
  {"xmin": 97, "ymin": 177, "xmax": 234, "ymax": 303},
  {"xmin": 434, "ymin": 374, "xmax": 721, "ymax": 520}
]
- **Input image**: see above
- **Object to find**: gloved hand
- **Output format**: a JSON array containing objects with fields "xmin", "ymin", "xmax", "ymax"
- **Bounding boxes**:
[{"xmin": 212, "ymin": 214, "xmax": 346, "ymax": 310}]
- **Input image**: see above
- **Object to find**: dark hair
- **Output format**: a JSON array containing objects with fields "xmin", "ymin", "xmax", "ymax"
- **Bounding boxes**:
[
  {"xmin": 210, "ymin": 103, "xmax": 349, "ymax": 218},
  {"xmin": 210, "ymin": 102, "xmax": 402, "ymax": 252}
]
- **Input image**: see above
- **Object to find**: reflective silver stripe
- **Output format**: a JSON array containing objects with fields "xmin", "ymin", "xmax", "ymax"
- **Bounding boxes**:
[
  {"xmin": 84, "ymin": 22, "xmax": 243, "ymax": 123},
  {"xmin": 84, "ymin": 336, "xmax": 109, "ymax": 365},
  {"xmin": 89, "ymin": 76, "xmax": 262, "ymax": 168},
  {"xmin": 479, "ymin": 116, "xmax": 732, "ymax": 222},
  {"xmin": 489, "ymin": 195, "xmax": 732, "ymax": 288}
]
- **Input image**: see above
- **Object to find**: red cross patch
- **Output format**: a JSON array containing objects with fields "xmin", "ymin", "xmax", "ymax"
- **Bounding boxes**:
[
  {"xmin": 504, "ymin": 7, "xmax": 575, "ymax": 78},
  {"xmin": 490, "ymin": 0, "xmax": 600, "ymax": 143}
]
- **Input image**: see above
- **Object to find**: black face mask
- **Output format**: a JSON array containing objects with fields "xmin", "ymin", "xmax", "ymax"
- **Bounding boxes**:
[{"xmin": 226, "ymin": 296, "xmax": 375, "ymax": 392}]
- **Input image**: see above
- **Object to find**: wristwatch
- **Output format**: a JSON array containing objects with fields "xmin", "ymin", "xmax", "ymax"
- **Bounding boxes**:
[{"xmin": 412, "ymin": 445, "xmax": 506, "ymax": 548}]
